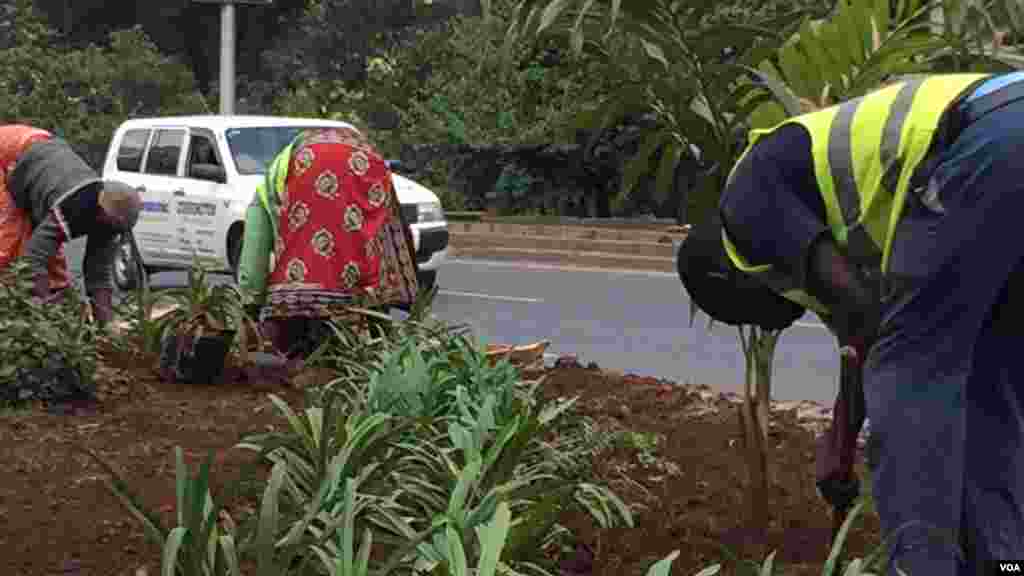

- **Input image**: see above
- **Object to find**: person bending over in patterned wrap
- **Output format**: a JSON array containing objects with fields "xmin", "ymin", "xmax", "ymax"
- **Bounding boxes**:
[{"xmin": 237, "ymin": 127, "xmax": 419, "ymax": 359}]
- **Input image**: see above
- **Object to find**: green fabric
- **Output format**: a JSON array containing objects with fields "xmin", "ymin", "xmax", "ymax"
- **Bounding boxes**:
[{"xmin": 237, "ymin": 141, "xmax": 294, "ymax": 306}]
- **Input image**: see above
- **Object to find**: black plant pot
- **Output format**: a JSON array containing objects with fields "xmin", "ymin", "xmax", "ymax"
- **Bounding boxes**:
[{"xmin": 159, "ymin": 330, "xmax": 236, "ymax": 384}]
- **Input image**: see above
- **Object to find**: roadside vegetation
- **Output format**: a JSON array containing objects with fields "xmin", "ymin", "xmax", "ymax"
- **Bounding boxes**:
[{"xmin": 2, "ymin": 0, "xmax": 1024, "ymax": 573}]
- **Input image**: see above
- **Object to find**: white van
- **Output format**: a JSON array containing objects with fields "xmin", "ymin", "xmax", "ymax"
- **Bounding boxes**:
[{"xmin": 101, "ymin": 116, "xmax": 448, "ymax": 291}]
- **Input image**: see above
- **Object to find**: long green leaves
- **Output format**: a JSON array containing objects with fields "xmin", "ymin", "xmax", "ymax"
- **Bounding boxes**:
[
  {"xmin": 0, "ymin": 260, "xmax": 103, "ymax": 397},
  {"xmin": 98, "ymin": 300, "xmax": 630, "ymax": 575},
  {"xmin": 747, "ymin": 0, "xmax": 1021, "ymax": 124},
  {"xmin": 80, "ymin": 445, "xmax": 242, "ymax": 576},
  {"xmin": 507, "ymin": 0, "xmax": 807, "ymax": 225}
]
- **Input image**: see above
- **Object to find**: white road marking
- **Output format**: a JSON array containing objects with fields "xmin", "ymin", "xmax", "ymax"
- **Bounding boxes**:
[
  {"xmin": 446, "ymin": 258, "xmax": 678, "ymax": 278},
  {"xmin": 446, "ymin": 259, "xmax": 832, "ymax": 330},
  {"xmin": 437, "ymin": 289, "xmax": 544, "ymax": 304}
]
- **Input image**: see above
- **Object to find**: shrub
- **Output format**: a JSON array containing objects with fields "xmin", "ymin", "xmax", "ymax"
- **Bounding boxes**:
[
  {"xmin": 269, "ymin": 0, "xmax": 617, "ymax": 209},
  {"xmin": 0, "ymin": 0, "xmax": 208, "ymax": 169},
  {"xmin": 0, "ymin": 261, "xmax": 102, "ymax": 405}
]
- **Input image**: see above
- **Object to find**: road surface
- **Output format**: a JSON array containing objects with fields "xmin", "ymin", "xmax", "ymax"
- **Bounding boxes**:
[{"xmin": 65, "ymin": 241, "xmax": 839, "ymax": 403}]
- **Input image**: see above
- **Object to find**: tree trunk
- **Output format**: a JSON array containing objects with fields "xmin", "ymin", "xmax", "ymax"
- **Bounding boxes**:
[
  {"xmin": 754, "ymin": 329, "xmax": 781, "ymax": 486},
  {"xmin": 738, "ymin": 326, "xmax": 783, "ymax": 533}
]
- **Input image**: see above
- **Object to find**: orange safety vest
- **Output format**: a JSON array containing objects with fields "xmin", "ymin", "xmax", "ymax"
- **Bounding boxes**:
[{"xmin": 0, "ymin": 125, "xmax": 71, "ymax": 292}]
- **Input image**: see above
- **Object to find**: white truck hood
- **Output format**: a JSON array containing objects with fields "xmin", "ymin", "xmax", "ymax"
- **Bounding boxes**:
[{"xmin": 390, "ymin": 173, "xmax": 439, "ymax": 205}]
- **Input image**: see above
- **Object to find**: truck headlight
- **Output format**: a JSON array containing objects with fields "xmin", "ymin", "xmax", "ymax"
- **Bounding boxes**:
[{"xmin": 417, "ymin": 201, "xmax": 444, "ymax": 223}]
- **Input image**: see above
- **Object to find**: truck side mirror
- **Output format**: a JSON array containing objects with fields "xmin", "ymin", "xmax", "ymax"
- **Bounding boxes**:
[{"xmin": 191, "ymin": 163, "xmax": 227, "ymax": 183}]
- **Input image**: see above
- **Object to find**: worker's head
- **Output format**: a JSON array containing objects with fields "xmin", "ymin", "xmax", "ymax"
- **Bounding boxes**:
[
  {"xmin": 96, "ymin": 180, "xmax": 142, "ymax": 232},
  {"xmin": 676, "ymin": 210, "xmax": 805, "ymax": 331}
]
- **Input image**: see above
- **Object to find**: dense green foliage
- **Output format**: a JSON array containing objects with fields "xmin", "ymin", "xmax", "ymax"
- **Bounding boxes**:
[
  {"xmin": 6, "ymin": 0, "xmax": 1024, "ymax": 572},
  {"xmin": 0, "ymin": 261, "xmax": 102, "ymax": 403},
  {"xmin": 6, "ymin": 0, "xmax": 1024, "ymax": 214},
  {"xmin": 0, "ymin": 0, "xmax": 207, "ymax": 168},
  {"xmin": 86, "ymin": 294, "xmax": 633, "ymax": 575}
]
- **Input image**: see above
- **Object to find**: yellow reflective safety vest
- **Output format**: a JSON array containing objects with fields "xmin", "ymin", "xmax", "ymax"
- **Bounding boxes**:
[{"xmin": 722, "ymin": 74, "xmax": 991, "ymax": 316}]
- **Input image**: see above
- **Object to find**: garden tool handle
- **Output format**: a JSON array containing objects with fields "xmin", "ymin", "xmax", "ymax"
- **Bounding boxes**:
[
  {"xmin": 827, "ymin": 349, "xmax": 865, "ymax": 547},
  {"xmin": 125, "ymin": 230, "xmax": 148, "ymax": 296}
]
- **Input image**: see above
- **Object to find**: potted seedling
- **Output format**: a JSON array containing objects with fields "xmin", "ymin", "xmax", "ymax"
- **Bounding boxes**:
[{"xmin": 157, "ymin": 260, "xmax": 247, "ymax": 384}]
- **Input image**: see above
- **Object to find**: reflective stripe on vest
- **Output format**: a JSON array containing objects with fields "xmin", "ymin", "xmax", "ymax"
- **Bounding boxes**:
[
  {"xmin": 257, "ymin": 142, "xmax": 294, "ymax": 241},
  {"xmin": 825, "ymin": 78, "xmax": 926, "ymax": 268},
  {"xmin": 721, "ymin": 229, "xmax": 830, "ymax": 316}
]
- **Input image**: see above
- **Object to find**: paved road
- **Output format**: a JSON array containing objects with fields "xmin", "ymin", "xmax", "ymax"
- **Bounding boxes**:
[
  {"xmin": 431, "ymin": 259, "xmax": 839, "ymax": 403},
  {"xmin": 65, "ymin": 240, "xmax": 840, "ymax": 403}
]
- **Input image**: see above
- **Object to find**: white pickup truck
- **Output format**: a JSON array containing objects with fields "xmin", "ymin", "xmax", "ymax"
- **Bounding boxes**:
[{"xmin": 101, "ymin": 115, "xmax": 448, "ymax": 291}]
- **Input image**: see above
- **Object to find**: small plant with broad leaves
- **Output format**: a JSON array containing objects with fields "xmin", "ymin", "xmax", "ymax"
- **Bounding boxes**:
[
  {"xmin": 97, "ymin": 304, "xmax": 631, "ymax": 574},
  {"xmin": 82, "ymin": 441, "xmax": 393, "ymax": 576},
  {"xmin": 154, "ymin": 260, "xmax": 262, "ymax": 381},
  {"xmin": 384, "ymin": 378, "xmax": 630, "ymax": 574},
  {"xmin": 310, "ymin": 288, "xmax": 467, "ymax": 382},
  {"xmin": 157, "ymin": 261, "xmax": 247, "ymax": 342},
  {"xmin": 77, "ymin": 445, "xmax": 243, "ymax": 576},
  {"xmin": 111, "ymin": 278, "xmax": 171, "ymax": 357},
  {"xmin": 233, "ymin": 322, "xmax": 630, "ymax": 574},
  {"xmin": 362, "ymin": 334, "xmax": 520, "ymax": 424},
  {"xmin": 0, "ymin": 260, "xmax": 102, "ymax": 405}
]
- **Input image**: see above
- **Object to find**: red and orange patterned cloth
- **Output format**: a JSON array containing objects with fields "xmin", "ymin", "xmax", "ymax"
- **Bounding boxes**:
[{"xmin": 241, "ymin": 127, "xmax": 418, "ymax": 324}]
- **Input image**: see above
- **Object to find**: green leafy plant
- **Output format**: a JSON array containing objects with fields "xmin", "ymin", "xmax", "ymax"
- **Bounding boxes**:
[
  {"xmin": 110, "ymin": 232, "xmax": 171, "ymax": 356},
  {"xmin": 362, "ymin": 334, "xmax": 520, "ymax": 423},
  {"xmin": 77, "ymin": 445, "xmax": 242, "ymax": 576},
  {"xmin": 0, "ymin": 1, "xmax": 207, "ymax": 169},
  {"xmin": 388, "ymin": 379, "xmax": 631, "ymax": 574},
  {"xmin": 312, "ymin": 296, "xmax": 469, "ymax": 381},
  {"xmin": 0, "ymin": 260, "xmax": 102, "ymax": 401},
  {"xmin": 237, "ymin": 320, "xmax": 629, "ymax": 574},
  {"xmin": 506, "ymin": 0, "xmax": 810, "ymax": 224},
  {"xmin": 83, "ymin": 441, "xmax": 392, "ymax": 576},
  {"xmin": 236, "ymin": 393, "xmax": 408, "ymax": 507},
  {"xmin": 746, "ymin": 0, "xmax": 1017, "ymax": 129},
  {"xmin": 158, "ymin": 262, "xmax": 240, "ymax": 339}
]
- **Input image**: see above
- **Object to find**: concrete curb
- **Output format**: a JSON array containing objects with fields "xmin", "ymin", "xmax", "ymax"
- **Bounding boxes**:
[
  {"xmin": 452, "ymin": 232, "xmax": 676, "ymax": 259},
  {"xmin": 449, "ymin": 221, "xmax": 689, "ymax": 243},
  {"xmin": 447, "ymin": 220, "xmax": 685, "ymax": 273},
  {"xmin": 449, "ymin": 245, "xmax": 677, "ymax": 273}
]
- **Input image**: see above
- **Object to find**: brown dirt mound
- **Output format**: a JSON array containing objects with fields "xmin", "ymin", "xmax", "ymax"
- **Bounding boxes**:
[
  {"xmin": 534, "ymin": 366, "xmax": 880, "ymax": 575},
  {"xmin": 0, "ymin": 360, "xmax": 878, "ymax": 576}
]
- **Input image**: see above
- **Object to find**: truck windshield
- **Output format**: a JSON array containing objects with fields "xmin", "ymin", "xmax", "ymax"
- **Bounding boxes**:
[{"xmin": 225, "ymin": 126, "xmax": 323, "ymax": 175}]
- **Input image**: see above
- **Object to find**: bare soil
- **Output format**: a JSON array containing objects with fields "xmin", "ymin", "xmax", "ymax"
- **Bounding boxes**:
[{"xmin": 0, "ymin": 356, "xmax": 879, "ymax": 576}]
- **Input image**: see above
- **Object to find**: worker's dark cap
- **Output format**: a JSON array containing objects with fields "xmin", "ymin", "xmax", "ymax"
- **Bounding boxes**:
[{"xmin": 676, "ymin": 211, "xmax": 805, "ymax": 331}]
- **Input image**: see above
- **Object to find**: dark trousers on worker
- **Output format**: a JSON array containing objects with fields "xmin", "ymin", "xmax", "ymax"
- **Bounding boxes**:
[{"xmin": 867, "ymin": 98, "xmax": 1024, "ymax": 575}]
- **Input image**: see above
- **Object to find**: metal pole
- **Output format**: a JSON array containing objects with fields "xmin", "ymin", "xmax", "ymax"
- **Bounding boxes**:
[{"xmin": 219, "ymin": 2, "xmax": 236, "ymax": 115}]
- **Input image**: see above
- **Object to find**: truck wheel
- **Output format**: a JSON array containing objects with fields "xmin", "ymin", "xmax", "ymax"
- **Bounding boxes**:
[
  {"xmin": 113, "ymin": 234, "xmax": 144, "ymax": 291},
  {"xmin": 417, "ymin": 269, "xmax": 437, "ymax": 293}
]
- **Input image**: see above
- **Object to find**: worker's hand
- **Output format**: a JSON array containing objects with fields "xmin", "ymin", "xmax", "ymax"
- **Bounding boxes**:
[
  {"xmin": 838, "ymin": 334, "xmax": 870, "ymax": 367},
  {"xmin": 816, "ymin": 472, "xmax": 861, "ymax": 513},
  {"xmin": 29, "ymin": 290, "xmax": 65, "ymax": 308},
  {"xmin": 29, "ymin": 273, "xmax": 50, "ymax": 301}
]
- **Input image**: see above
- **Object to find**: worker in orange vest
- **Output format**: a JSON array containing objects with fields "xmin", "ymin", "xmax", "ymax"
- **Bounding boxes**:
[{"xmin": 0, "ymin": 124, "xmax": 142, "ymax": 327}]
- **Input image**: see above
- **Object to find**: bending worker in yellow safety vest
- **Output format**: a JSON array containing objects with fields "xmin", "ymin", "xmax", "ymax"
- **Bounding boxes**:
[{"xmin": 677, "ymin": 71, "xmax": 1024, "ymax": 575}]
